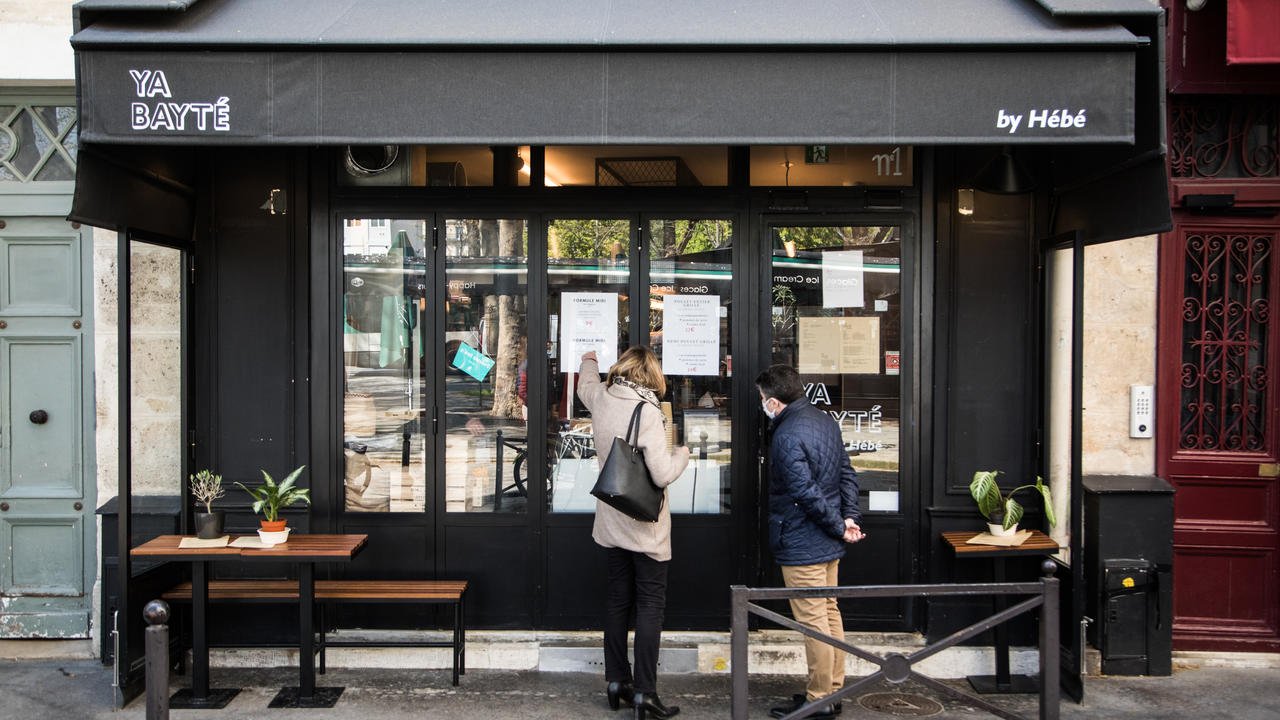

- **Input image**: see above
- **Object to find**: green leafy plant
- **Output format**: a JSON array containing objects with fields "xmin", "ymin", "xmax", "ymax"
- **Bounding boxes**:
[
  {"xmin": 189, "ymin": 469, "xmax": 225, "ymax": 514},
  {"xmin": 236, "ymin": 465, "xmax": 311, "ymax": 522},
  {"xmin": 969, "ymin": 470, "xmax": 1056, "ymax": 531}
]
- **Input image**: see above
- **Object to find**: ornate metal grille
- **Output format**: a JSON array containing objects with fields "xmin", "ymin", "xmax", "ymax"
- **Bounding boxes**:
[
  {"xmin": 1180, "ymin": 231, "xmax": 1272, "ymax": 451},
  {"xmin": 0, "ymin": 103, "xmax": 78, "ymax": 183},
  {"xmin": 1169, "ymin": 95, "xmax": 1279, "ymax": 179}
]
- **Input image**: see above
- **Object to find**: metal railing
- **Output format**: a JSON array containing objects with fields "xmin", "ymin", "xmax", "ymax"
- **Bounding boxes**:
[{"xmin": 730, "ymin": 561, "xmax": 1059, "ymax": 720}]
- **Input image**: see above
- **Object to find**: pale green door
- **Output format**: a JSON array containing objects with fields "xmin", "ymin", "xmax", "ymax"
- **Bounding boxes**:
[{"xmin": 0, "ymin": 217, "xmax": 95, "ymax": 637}]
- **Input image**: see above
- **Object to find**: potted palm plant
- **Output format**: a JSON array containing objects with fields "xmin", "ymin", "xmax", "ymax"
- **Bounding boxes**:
[
  {"xmin": 969, "ymin": 470, "xmax": 1056, "ymax": 537},
  {"xmin": 189, "ymin": 469, "xmax": 226, "ymax": 539},
  {"xmin": 236, "ymin": 465, "xmax": 310, "ymax": 546}
]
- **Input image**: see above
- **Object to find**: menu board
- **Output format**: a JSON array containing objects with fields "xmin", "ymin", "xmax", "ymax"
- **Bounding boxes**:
[
  {"xmin": 798, "ymin": 316, "xmax": 880, "ymax": 374},
  {"xmin": 560, "ymin": 292, "xmax": 619, "ymax": 373},
  {"xmin": 822, "ymin": 250, "xmax": 865, "ymax": 308},
  {"xmin": 661, "ymin": 295, "xmax": 721, "ymax": 376}
]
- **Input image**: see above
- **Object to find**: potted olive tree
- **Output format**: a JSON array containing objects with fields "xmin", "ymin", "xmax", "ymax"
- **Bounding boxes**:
[
  {"xmin": 236, "ymin": 465, "xmax": 310, "ymax": 546},
  {"xmin": 969, "ymin": 470, "xmax": 1056, "ymax": 537},
  {"xmin": 190, "ymin": 469, "xmax": 226, "ymax": 539}
]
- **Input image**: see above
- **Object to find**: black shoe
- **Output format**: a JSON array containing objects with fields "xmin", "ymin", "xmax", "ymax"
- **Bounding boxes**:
[
  {"xmin": 607, "ymin": 681, "xmax": 634, "ymax": 711},
  {"xmin": 769, "ymin": 694, "xmax": 837, "ymax": 719},
  {"xmin": 633, "ymin": 692, "xmax": 679, "ymax": 719}
]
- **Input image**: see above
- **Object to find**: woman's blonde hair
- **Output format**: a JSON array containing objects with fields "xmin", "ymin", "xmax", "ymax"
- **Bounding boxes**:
[{"xmin": 607, "ymin": 346, "xmax": 667, "ymax": 397}]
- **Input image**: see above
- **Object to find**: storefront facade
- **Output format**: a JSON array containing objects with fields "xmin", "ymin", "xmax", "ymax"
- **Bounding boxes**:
[{"xmin": 67, "ymin": 0, "xmax": 1172, "ymax": 701}]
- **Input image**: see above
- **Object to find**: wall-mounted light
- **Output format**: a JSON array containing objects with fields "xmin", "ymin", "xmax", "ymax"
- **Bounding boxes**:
[
  {"xmin": 957, "ymin": 188, "xmax": 975, "ymax": 216},
  {"xmin": 259, "ymin": 188, "xmax": 287, "ymax": 215},
  {"xmin": 1186, "ymin": 0, "xmax": 1207, "ymax": 11},
  {"xmin": 974, "ymin": 146, "xmax": 1035, "ymax": 195}
]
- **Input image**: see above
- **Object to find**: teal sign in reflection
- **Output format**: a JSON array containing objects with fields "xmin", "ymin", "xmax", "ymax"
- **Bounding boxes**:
[{"xmin": 452, "ymin": 342, "xmax": 495, "ymax": 382}]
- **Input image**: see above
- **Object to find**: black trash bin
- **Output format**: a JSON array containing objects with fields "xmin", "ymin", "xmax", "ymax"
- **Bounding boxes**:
[{"xmin": 1083, "ymin": 475, "xmax": 1174, "ymax": 676}]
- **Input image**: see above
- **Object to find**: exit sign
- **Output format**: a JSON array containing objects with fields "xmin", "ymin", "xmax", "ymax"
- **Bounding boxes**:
[{"xmin": 805, "ymin": 146, "xmax": 829, "ymax": 164}]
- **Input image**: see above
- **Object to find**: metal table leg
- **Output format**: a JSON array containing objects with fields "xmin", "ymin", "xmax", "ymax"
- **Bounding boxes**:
[
  {"xmin": 968, "ymin": 557, "xmax": 1040, "ymax": 694},
  {"xmin": 270, "ymin": 562, "xmax": 343, "ymax": 708},
  {"xmin": 170, "ymin": 560, "xmax": 239, "ymax": 709}
]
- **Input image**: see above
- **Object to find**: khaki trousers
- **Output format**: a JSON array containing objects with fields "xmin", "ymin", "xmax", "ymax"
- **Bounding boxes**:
[{"xmin": 780, "ymin": 559, "xmax": 844, "ymax": 702}]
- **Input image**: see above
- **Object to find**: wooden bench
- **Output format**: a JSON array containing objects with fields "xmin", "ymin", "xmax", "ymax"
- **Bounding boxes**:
[{"xmin": 162, "ymin": 579, "xmax": 468, "ymax": 685}]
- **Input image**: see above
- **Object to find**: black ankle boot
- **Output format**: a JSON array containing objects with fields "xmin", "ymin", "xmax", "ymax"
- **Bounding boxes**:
[
  {"xmin": 633, "ymin": 692, "xmax": 679, "ymax": 719},
  {"xmin": 607, "ymin": 681, "xmax": 634, "ymax": 711}
]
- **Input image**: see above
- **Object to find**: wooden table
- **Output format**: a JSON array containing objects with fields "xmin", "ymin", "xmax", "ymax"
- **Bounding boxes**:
[
  {"xmin": 941, "ymin": 530, "xmax": 1060, "ymax": 695},
  {"xmin": 131, "ymin": 534, "xmax": 368, "ymax": 709}
]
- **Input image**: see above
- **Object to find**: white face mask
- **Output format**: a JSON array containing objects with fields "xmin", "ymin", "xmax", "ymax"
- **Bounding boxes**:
[{"xmin": 762, "ymin": 398, "xmax": 777, "ymax": 419}]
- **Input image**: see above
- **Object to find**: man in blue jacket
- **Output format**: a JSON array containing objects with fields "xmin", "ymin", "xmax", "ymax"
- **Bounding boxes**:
[{"xmin": 757, "ymin": 364, "xmax": 864, "ymax": 719}]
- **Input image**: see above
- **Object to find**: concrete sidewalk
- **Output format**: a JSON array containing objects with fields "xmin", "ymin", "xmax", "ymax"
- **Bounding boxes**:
[{"xmin": 2, "ymin": 658, "xmax": 1278, "ymax": 720}]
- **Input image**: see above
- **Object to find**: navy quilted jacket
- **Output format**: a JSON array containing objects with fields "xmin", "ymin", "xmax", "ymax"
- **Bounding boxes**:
[{"xmin": 766, "ymin": 400, "xmax": 862, "ymax": 566}]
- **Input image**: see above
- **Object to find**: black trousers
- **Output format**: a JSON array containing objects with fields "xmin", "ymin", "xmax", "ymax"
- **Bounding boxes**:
[{"xmin": 604, "ymin": 546, "xmax": 669, "ymax": 694}]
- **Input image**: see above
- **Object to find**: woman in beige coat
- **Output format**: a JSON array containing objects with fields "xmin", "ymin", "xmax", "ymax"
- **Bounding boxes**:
[{"xmin": 578, "ymin": 347, "xmax": 690, "ymax": 720}]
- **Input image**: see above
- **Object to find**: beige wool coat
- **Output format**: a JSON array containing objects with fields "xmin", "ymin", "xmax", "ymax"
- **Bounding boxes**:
[{"xmin": 577, "ymin": 357, "xmax": 690, "ymax": 562}]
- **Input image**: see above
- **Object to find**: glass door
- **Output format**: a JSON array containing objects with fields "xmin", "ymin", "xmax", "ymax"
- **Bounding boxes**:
[{"xmin": 765, "ymin": 218, "xmax": 915, "ymax": 629}]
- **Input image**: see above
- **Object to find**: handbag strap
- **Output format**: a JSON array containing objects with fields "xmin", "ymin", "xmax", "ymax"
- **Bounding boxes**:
[{"xmin": 624, "ymin": 402, "xmax": 646, "ymax": 446}]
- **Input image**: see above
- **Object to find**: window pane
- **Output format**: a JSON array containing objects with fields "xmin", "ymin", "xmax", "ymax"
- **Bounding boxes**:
[
  {"xmin": 649, "ymin": 220, "xmax": 734, "ymax": 514},
  {"xmin": 750, "ymin": 146, "xmax": 913, "ymax": 187},
  {"xmin": 337, "ymin": 145, "xmax": 531, "ymax": 187},
  {"xmin": 546, "ymin": 219, "xmax": 631, "ymax": 512},
  {"xmin": 544, "ymin": 146, "xmax": 727, "ymax": 187},
  {"xmin": 770, "ymin": 225, "xmax": 903, "ymax": 513},
  {"xmin": 442, "ymin": 219, "xmax": 530, "ymax": 512},
  {"xmin": 342, "ymin": 218, "xmax": 430, "ymax": 512}
]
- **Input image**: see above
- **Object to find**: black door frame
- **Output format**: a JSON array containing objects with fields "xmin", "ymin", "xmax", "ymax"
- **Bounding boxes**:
[{"xmin": 753, "ymin": 207, "xmax": 922, "ymax": 632}]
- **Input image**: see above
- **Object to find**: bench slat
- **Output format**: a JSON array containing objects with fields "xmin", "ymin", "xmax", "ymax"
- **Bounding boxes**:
[{"xmin": 162, "ymin": 579, "xmax": 467, "ymax": 602}]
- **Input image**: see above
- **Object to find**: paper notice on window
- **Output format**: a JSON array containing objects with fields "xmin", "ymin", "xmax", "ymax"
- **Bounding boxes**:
[
  {"xmin": 798, "ymin": 316, "xmax": 881, "ymax": 374},
  {"xmin": 822, "ymin": 250, "xmax": 865, "ymax": 308},
  {"xmin": 560, "ymin": 292, "xmax": 619, "ymax": 373},
  {"xmin": 661, "ymin": 295, "xmax": 720, "ymax": 376}
]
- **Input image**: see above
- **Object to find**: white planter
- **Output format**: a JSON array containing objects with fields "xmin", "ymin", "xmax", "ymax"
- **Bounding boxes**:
[
  {"xmin": 987, "ymin": 522, "xmax": 1018, "ymax": 537},
  {"xmin": 257, "ymin": 527, "xmax": 291, "ymax": 547}
]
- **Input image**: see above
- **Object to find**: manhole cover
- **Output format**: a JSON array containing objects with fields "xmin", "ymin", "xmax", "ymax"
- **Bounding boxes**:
[{"xmin": 858, "ymin": 692, "xmax": 944, "ymax": 717}]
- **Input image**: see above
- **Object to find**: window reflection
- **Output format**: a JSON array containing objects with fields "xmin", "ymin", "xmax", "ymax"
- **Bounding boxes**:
[
  {"xmin": 770, "ymin": 225, "xmax": 903, "ymax": 513},
  {"xmin": 649, "ymin": 220, "xmax": 734, "ymax": 514},
  {"xmin": 342, "ymin": 219, "xmax": 430, "ymax": 512},
  {"xmin": 442, "ymin": 219, "xmax": 530, "ymax": 512},
  {"xmin": 546, "ymin": 219, "xmax": 631, "ymax": 513}
]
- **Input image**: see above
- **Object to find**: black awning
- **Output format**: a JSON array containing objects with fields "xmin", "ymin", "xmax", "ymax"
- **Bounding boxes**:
[
  {"xmin": 69, "ymin": 0, "xmax": 1170, "ymax": 244},
  {"xmin": 71, "ymin": 0, "xmax": 1153, "ymax": 146}
]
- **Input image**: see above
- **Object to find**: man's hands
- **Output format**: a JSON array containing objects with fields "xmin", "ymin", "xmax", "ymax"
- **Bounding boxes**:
[
  {"xmin": 582, "ymin": 351, "xmax": 598, "ymax": 363},
  {"xmin": 843, "ymin": 518, "xmax": 866, "ymax": 544}
]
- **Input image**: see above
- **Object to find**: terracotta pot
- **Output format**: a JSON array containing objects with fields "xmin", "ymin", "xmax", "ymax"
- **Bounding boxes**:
[{"xmin": 259, "ymin": 519, "xmax": 287, "ymax": 532}]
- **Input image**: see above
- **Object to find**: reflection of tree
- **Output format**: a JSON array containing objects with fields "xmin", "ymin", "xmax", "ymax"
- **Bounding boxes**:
[
  {"xmin": 454, "ymin": 219, "xmax": 528, "ymax": 420},
  {"xmin": 548, "ymin": 219, "xmax": 630, "ymax": 259},
  {"xmin": 650, "ymin": 220, "xmax": 732, "ymax": 258},
  {"xmin": 775, "ymin": 225, "xmax": 896, "ymax": 250},
  {"xmin": 491, "ymin": 219, "xmax": 525, "ymax": 418}
]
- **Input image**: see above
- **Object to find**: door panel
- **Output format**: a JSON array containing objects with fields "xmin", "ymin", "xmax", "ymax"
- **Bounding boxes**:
[
  {"xmin": 763, "ymin": 218, "xmax": 915, "ymax": 630},
  {"xmin": 1158, "ymin": 215, "xmax": 1280, "ymax": 652},
  {"xmin": 0, "ymin": 218, "xmax": 93, "ymax": 639},
  {"xmin": 2, "ymin": 337, "xmax": 80, "ymax": 497},
  {"xmin": 1, "ymin": 234, "xmax": 80, "ymax": 315}
]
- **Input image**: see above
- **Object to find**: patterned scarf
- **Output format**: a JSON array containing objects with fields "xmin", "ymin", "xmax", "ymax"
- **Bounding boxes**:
[{"xmin": 610, "ymin": 377, "xmax": 664, "ymax": 417}]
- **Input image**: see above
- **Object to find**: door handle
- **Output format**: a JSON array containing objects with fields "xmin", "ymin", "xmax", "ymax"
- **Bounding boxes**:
[{"xmin": 29, "ymin": 410, "xmax": 48, "ymax": 424}]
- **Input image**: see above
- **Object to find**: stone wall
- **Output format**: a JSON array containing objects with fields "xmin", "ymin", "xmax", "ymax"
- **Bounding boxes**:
[
  {"xmin": 93, "ymin": 229, "xmax": 185, "ymax": 501},
  {"xmin": 0, "ymin": 0, "xmax": 75, "ymax": 81}
]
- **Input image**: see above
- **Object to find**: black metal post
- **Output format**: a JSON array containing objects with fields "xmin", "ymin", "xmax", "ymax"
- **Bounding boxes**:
[
  {"xmin": 730, "ymin": 585, "xmax": 749, "ymax": 720},
  {"xmin": 1040, "ymin": 561, "xmax": 1061, "ymax": 720},
  {"xmin": 144, "ymin": 600, "xmax": 170, "ymax": 720},
  {"xmin": 495, "ymin": 429, "xmax": 505, "ymax": 511}
]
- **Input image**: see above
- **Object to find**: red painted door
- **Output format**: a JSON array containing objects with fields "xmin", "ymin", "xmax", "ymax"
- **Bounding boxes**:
[{"xmin": 1157, "ymin": 213, "xmax": 1280, "ymax": 652}]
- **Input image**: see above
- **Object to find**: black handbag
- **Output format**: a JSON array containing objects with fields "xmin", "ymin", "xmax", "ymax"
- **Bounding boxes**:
[{"xmin": 590, "ymin": 402, "xmax": 664, "ymax": 522}]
